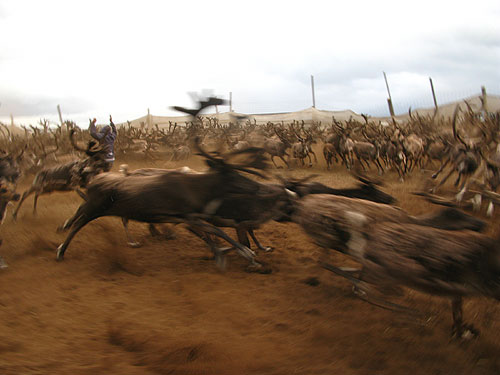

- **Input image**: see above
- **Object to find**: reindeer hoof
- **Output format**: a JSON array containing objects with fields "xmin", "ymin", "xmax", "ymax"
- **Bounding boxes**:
[
  {"xmin": 352, "ymin": 285, "xmax": 367, "ymax": 297},
  {"xmin": 0, "ymin": 257, "xmax": 8, "ymax": 269},
  {"xmin": 215, "ymin": 253, "xmax": 227, "ymax": 271},
  {"xmin": 213, "ymin": 247, "xmax": 232, "ymax": 270},
  {"xmin": 452, "ymin": 324, "xmax": 480, "ymax": 340},
  {"xmin": 57, "ymin": 219, "xmax": 72, "ymax": 233},
  {"xmin": 56, "ymin": 245, "xmax": 64, "ymax": 261},
  {"xmin": 260, "ymin": 246, "xmax": 274, "ymax": 253},
  {"xmin": 127, "ymin": 242, "xmax": 142, "ymax": 248}
]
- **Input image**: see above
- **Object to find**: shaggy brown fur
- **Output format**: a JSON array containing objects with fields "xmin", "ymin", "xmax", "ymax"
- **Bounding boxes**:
[
  {"xmin": 350, "ymin": 221, "xmax": 500, "ymax": 338},
  {"xmin": 292, "ymin": 194, "xmax": 493, "ymax": 338},
  {"xmin": 292, "ymin": 195, "xmax": 484, "ymax": 253},
  {"xmin": 55, "ymin": 144, "xmax": 287, "ymax": 271},
  {"xmin": 12, "ymin": 134, "xmax": 109, "ymax": 220}
]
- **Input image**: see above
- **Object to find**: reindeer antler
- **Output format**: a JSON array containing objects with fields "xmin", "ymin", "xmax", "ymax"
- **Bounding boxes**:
[{"xmin": 451, "ymin": 106, "xmax": 468, "ymax": 148}]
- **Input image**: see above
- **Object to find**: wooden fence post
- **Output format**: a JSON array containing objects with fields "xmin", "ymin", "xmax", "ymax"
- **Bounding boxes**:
[
  {"xmin": 311, "ymin": 75, "xmax": 316, "ymax": 108},
  {"xmin": 57, "ymin": 105, "xmax": 65, "ymax": 133},
  {"xmin": 481, "ymin": 86, "xmax": 488, "ymax": 114},
  {"xmin": 383, "ymin": 72, "xmax": 395, "ymax": 117},
  {"xmin": 429, "ymin": 77, "xmax": 438, "ymax": 116}
]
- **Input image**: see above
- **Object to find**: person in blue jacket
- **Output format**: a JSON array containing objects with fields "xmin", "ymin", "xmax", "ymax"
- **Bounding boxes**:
[{"xmin": 89, "ymin": 115, "xmax": 117, "ymax": 171}]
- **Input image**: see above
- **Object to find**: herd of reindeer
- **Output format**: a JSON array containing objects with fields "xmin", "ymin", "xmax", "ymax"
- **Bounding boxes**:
[{"xmin": 0, "ymin": 97, "xmax": 499, "ymax": 342}]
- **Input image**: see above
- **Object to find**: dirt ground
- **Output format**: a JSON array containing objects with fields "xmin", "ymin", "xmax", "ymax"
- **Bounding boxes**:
[{"xmin": 0, "ymin": 149, "xmax": 498, "ymax": 375}]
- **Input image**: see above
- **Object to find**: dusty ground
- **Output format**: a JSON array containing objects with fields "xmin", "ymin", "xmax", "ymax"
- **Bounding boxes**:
[{"xmin": 0, "ymin": 149, "xmax": 499, "ymax": 375}]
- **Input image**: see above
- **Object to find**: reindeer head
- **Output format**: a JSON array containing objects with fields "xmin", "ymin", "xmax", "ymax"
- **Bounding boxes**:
[
  {"xmin": 0, "ymin": 180, "xmax": 20, "ymax": 223},
  {"xmin": 0, "ymin": 146, "xmax": 25, "ymax": 185}
]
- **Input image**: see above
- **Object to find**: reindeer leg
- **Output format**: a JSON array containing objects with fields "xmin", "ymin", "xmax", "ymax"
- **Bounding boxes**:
[
  {"xmin": 320, "ymin": 262, "xmax": 420, "ymax": 316},
  {"xmin": 236, "ymin": 227, "xmax": 250, "ymax": 247},
  {"xmin": 0, "ymin": 240, "xmax": 7, "ymax": 268},
  {"xmin": 206, "ymin": 226, "xmax": 249, "ymax": 257},
  {"xmin": 57, "ymin": 204, "xmax": 87, "ymax": 233},
  {"xmin": 375, "ymin": 158, "xmax": 385, "ymax": 175},
  {"xmin": 122, "ymin": 218, "xmax": 141, "ymax": 248},
  {"xmin": 396, "ymin": 164, "xmax": 405, "ymax": 182},
  {"xmin": 431, "ymin": 167, "xmax": 455, "ymax": 193},
  {"xmin": 486, "ymin": 199, "xmax": 494, "ymax": 217},
  {"xmin": 75, "ymin": 189, "xmax": 88, "ymax": 201},
  {"xmin": 347, "ymin": 153, "xmax": 354, "ymax": 170},
  {"xmin": 455, "ymin": 177, "xmax": 470, "ymax": 202},
  {"xmin": 357, "ymin": 158, "xmax": 367, "ymax": 171},
  {"xmin": 270, "ymin": 155, "xmax": 279, "ymax": 169},
  {"xmin": 409, "ymin": 158, "xmax": 416, "ymax": 173},
  {"xmin": 148, "ymin": 224, "xmax": 161, "ymax": 237},
  {"xmin": 431, "ymin": 157, "xmax": 450, "ymax": 179},
  {"xmin": 0, "ymin": 255, "xmax": 7, "ymax": 269},
  {"xmin": 311, "ymin": 150, "xmax": 318, "ymax": 164},
  {"xmin": 188, "ymin": 220, "xmax": 262, "ymax": 271},
  {"xmin": 56, "ymin": 214, "xmax": 98, "ymax": 261},
  {"xmin": 12, "ymin": 187, "xmax": 36, "ymax": 221},
  {"xmin": 279, "ymin": 155, "xmax": 289, "ymax": 169},
  {"xmin": 321, "ymin": 261, "xmax": 366, "ymax": 287},
  {"xmin": 186, "ymin": 226, "xmax": 228, "ymax": 264},
  {"xmin": 451, "ymin": 296, "xmax": 479, "ymax": 339},
  {"xmin": 33, "ymin": 193, "xmax": 40, "ymax": 215},
  {"xmin": 339, "ymin": 153, "xmax": 347, "ymax": 168},
  {"xmin": 408, "ymin": 158, "xmax": 414, "ymax": 173},
  {"xmin": 248, "ymin": 229, "xmax": 273, "ymax": 252}
]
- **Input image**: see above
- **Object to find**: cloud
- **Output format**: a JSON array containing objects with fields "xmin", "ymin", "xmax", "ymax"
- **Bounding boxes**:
[
  {"xmin": 0, "ymin": 91, "xmax": 92, "ymax": 117},
  {"xmin": 0, "ymin": 0, "xmax": 499, "ymax": 123}
]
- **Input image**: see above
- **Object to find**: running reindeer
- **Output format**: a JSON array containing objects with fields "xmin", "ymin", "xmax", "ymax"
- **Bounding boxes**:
[
  {"xmin": 12, "ymin": 125, "xmax": 109, "ymax": 220},
  {"xmin": 291, "ymin": 192, "xmax": 492, "ymax": 339}
]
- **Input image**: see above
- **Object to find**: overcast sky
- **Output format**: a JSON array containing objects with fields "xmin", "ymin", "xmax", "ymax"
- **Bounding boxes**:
[{"xmin": 0, "ymin": 0, "xmax": 499, "ymax": 126}]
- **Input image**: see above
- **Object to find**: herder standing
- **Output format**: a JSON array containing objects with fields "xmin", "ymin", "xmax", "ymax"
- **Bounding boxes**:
[{"xmin": 89, "ymin": 115, "xmax": 117, "ymax": 171}]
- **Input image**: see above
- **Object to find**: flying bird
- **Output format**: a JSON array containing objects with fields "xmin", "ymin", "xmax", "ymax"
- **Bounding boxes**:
[{"xmin": 171, "ymin": 96, "xmax": 227, "ymax": 118}]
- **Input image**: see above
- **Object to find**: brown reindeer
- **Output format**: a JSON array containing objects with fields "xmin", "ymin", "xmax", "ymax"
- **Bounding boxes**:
[
  {"xmin": 342, "ymin": 218, "xmax": 499, "ymax": 339},
  {"xmin": 263, "ymin": 126, "xmax": 291, "ymax": 168},
  {"xmin": 0, "ymin": 181, "xmax": 21, "ymax": 268},
  {"xmin": 322, "ymin": 142, "xmax": 336, "ymax": 170},
  {"xmin": 350, "ymin": 127, "xmax": 383, "ymax": 174},
  {"xmin": 12, "ymin": 128, "xmax": 109, "ymax": 220},
  {"xmin": 55, "ymin": 136, "xmax": 283, "ymax": 271},
  {"xmin": 431, "ymin": 106, "xmax": 486, "ymax": 200},
  {"xmin": 0, "ymin": 144, "xmax": 25, "ymax": 187},
  {"xmin": 291, "ymin": 194, "xmax": 491, "ymax": 338},
  {"xmin": 290, "ymin": 122, "xmax": 318, "ymax": 167},
  {"xmin": 117, "ymin": 163, "xmax": 292, "ymax": 256}
]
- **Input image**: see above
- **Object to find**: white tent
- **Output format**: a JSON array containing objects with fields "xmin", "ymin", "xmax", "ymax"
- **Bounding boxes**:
[{"xmin": 120, "ymin": 94, "xmax": 500, "ymax": 129}]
